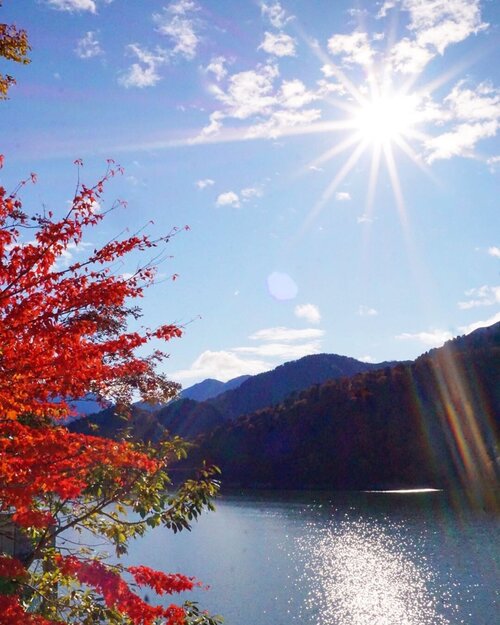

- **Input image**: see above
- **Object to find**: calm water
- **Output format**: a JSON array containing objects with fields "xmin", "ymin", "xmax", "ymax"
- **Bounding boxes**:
[{"xmin": 112, "ymin": 491, "xmax": 499, "ymax": 624}]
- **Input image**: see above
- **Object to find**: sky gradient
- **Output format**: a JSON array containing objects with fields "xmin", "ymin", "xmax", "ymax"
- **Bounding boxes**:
[{"xmin": 1, "ymin": 0, "xmax": 499, "ymax": 385}]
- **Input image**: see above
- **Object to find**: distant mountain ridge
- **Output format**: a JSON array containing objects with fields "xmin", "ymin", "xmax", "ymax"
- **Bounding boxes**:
[
  {"xmin": 71, "ymin": 353, "xmax": 398, "ymax": 440},
  {"xmin": 179, "ymin": 375, "xmax": 251, "ymax": 402},
  {"xmin": 155, "ymin": 354, "xmax": 399, "ymax": 439}
]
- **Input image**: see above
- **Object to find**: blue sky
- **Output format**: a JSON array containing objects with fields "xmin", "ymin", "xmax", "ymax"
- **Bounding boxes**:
[{"xmin": 1, "ymin": 0, "xmax": 499, "ymax": 385}]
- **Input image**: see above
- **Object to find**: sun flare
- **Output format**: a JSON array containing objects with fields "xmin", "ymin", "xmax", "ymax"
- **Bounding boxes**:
[{"xmin": 352, "ymin": 92, "xmax": 420, "ymax": 146}]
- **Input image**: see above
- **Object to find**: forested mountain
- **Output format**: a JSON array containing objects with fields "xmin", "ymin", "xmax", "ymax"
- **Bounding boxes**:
[
  {"xmin": 182, "ymin": 323, "xmax": 500, "ymax": 493},
  {"xmin": 156, "ymin": 354, "xmax": 398, "ymax": 438},
  {"xmin": 71, "ymin": 353, "xmax": 397, "ymax": 440}
]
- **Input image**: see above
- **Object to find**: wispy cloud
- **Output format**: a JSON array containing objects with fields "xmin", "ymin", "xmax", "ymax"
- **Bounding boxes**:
[
  {"xmin": 335, "ymin": 191, "xmax": 351, "ymax": 201},
  {"xmin": 458, "ymin": 285, "xmax": 500, "ymax": 309},
  {"xmin": 249, "ymin": 327, "xmax": 324, "ymax": 342},
  {"xmin": 357, "ymin": 214, "xmax": 374, "ymax": 224},
  {"xmin": 119, "ymin": 44, "xmax": 167, "ymax": 88},
  {"xmin": 204, "ymin": 56, "xmax": 228, "ymax": 81},
  {"xmin": 260, "ymin": 1, "xmax": 292, "ymax": 29},
  {"xmin": 197, "ymin": 63, "xmax": 320, "ymax": 140},
  {"xmin": 459, "ymin": 311, "xmax": 500, "ymax": 334},
  {"xmin": 488, "ymin": 246, "xmax": 500, "ymax": 258},
  {"xmin": 358, "ymin": 305, "xmax": 378, "ymax": 317},
  {"xmin": 75, "ymin": 31, "xmax": 103, "ymax": 59},
  {"xmin": 396, "ymin": 328, "xmax": 453, "ymax": 347},
  {"xmin": 424, "ymin": 82, "xmax": 500, "ymax": 163},
  {"xmin": 171, "ymin": 323, "xmax": 323, "ymax": 383},
  {"xmin": 327, "ymin": 32, "xmax": 375, "ymax": 67},
  {"xmin": 172, "ymin": 350, "xmax": 270, "ymax": 382},
  {"xmin": 234, "ymin": 341, "xmax": 321, "ymax": 360},
  {"xmin": 259, "ymin": 32, "xmax": 296, "ymax": 57},
  {"xmin": 46, "ymin": 0, "xmax": 98, "ymax": 12},
  {"xmin": 153, "ymin": 0, "xmax": 202, "ymax": 61},
  {"xmin": 295, "ymin": 303, "xmax": 321, "ymax": 324},
  {"xmin": 196, "ymin": 178, "xmax": 215, "ymax": 189},
  {"xmin": 241, "ymin": 187, "xmax": 262, "ymax": 201}
]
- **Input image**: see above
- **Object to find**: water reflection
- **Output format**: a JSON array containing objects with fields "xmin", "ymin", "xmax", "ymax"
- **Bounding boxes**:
[{"xmin": 297, "ymin": 519, "xmax": 451, "ymax": 625}]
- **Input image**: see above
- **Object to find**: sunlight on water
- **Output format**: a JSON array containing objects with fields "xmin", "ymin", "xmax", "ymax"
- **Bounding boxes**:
[{"xmin": 295, "ymin": 518, "xmax": 453, "ymax": 625}]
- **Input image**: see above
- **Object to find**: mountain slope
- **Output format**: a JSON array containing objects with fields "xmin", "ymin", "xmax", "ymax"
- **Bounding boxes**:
[
  {"xmin": 156, "ymin": 354, "xmax": 398, "ymax": 438},
  {"xmin": 184, "ymin": 323, "xmax": 500, "ymax": 494}
]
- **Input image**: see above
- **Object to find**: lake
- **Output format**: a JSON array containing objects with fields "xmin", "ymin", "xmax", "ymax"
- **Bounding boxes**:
[{"xmin": 120, "ymin": 490, "xmax": 499, "ymax": 625}]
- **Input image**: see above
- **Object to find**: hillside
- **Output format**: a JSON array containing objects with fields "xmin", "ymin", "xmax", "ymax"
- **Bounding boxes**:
[
  {"xmin": 183, "ymin": 323, "xmax": 500, "ymax": 493},
  {"xmin": 156, "ymin": 354, "xmax": 398, "ymax": 438}
]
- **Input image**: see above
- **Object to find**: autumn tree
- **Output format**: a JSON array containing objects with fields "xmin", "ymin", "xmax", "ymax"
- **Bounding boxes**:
[
  {"xmin": 0, "ymin": 158, "xmax": 222, "ymax": 625},
  {"xmin": 0, "ymin": 2, "xmax": 30, "ymax": 99}
]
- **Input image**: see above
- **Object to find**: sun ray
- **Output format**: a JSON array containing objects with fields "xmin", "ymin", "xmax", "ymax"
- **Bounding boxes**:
[
  {"xmin": 304, "ymin": 132, "xmax": 361, "ymax": 174},
  {"xmin": 296, "ymin": 140, "xmax": 368, "ymax": 239},
  {"xmin": 392, "ymin": 135, "xmax": 440, "ymax": 185}
]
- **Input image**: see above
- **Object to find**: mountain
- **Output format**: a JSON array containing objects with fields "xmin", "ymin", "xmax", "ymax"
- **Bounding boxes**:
[
  {"xmin": 71, "ymin": 353, "xmax": 396, "ymax": 441},
  {"xmin": 156, "ymin": 354, "xmax": 398, "ymax": 439},
  {"xmin": 182, "ymin": 323, "xmax": 500, "ymax": 495},
  {"xmin": 179, "ymin": 375, "xmax": 251, "ymax": 402},
  {"xmin": 131, "ymin": 375, "xmax": 251, "ymax": 413}
]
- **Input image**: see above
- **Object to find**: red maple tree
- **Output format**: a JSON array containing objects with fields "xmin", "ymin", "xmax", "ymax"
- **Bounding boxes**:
[{"xmin": 0, "ymin": 158, "xmax": 221, "ymax": 625}]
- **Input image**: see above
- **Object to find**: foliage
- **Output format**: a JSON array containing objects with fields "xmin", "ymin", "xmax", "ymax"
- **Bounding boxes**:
[
  {"xmin": 0, "ymin": 2, "xmax": 31, "ymax": 99},
  {"xmin": 0, "ymin": 158, "xmax": 222, "ymax": 624}
]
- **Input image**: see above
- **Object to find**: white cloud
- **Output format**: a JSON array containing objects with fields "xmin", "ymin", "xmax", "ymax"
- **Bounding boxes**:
[
  {"xmin": 246, "ymin": 107, "xmax": 321, "ymax": 140},
  {"xmin": 425, "ymin": 120, "xmax": 498, "ymax": 163},
  {"xmin": 241, "ymin": 187, "xmax": 262, "ymax": 200},
  {"xmin": 205, "ymin": 56, "xmax": 227, "ymax": 81},
  {"xmin": 421, "ymin": 82, "xmax": 500, "ymax": 163},
  {"xmin": 396, "ymin": 328, "xmax": 453, "ymax": 347},
  {"xmin": 402, "ymin": 0, "xmax": 487, "ymax": 56},
  {"xmin": 358, "ymin": 305, "xmax": 378, "ymax": 317},
  {"xmin": 488, "ymin": 246, "xmax": 500, "ymax": 258},
  {"xmin": 327, "ymin": 32, "xmax": 375, "ymax": 67},
  {"xmin": 458, "ymin": 285, "xmax": 500, "ymax": 309},
  {"xmin": 357, "ymin": 214, "xmax": 374, "ymax": 224},
  {"xmin": 259, "ymin": 32, "xmax": 297, "ymax": 57},
  {"xmin": 335, "ymin": 191, "xmax": 351, "ymax": 201},
  {"xmin": 459, "ymin": 311, "xmax": 500, "ymax": 335},
  {"xmin": 75, "ymin": 31, "xmax": 102, "ymax": 59},
  {"xmin": 154, "ymin": 0, "xmax": 201, "ymax": 61},
  {"xmin": 389, "ymin": 38, "xmax": 433, "ymax": 74},
  {"xmin": 309, "ymin": 165, "xmax": 324, "ymax": 172},
  {"xmin": 280, "ymin": 79, "xmax": 317, "ymax": 109},
  {"xmin": 249, "ymin": 326, "xmax": 324, "ymax": 342},
  {"xmin": 172, "ymin": 350, "xmax": 270, "ymax": 382},
  {"xmin": 196, "ymin": 178, "xmax": 215, "ymax": 189},
  {"xmin": 46, "ymin": 0, "xmax": 97, "ymax": 12},
  {"xmin": 445, "ymin": 81, "xmax": 500, "ymax": 122},
  {"xmin": 260, "ymin": 1, "xmax": 292, "ymax": 29},
  {"xmin": 216, "ymin": 191, "xmax": 240, "ymax": 207},
  {"xmin": 377, "ymin": 1, "xmax": 398, "ymax": 19},
  {"xmin": 359, "ymin": 355, "xmax": 374, "ymax": 363},
  {"xmin": 199, "ymin": 111, "xmax": 225, "ymax": 137},
  {"xmin": 197, "ymin": 63, "xmax": 321, "ymax": 141},
  {"xmin": 210, "ymin": 64, "xmax": 278, "ymax": 120},
  {"xmin": 234, "ymin": 341, "xmax": 321, "ymax": 360},
  {"xmin": 295, "ymin": 303, "xmax": 321, "ymax": 324},
  {"xmin": 380, "ymin": 1, "xmax": 488, "ymax": 74},
  {"xmin": 119, "ymin": 44, "xmax": 167, "ymax": 88}
]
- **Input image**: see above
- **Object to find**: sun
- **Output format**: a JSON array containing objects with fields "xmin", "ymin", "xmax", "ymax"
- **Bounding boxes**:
[{"xmin": 352, "ymin": 91, "xmax": 420, "ymax": 147}]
